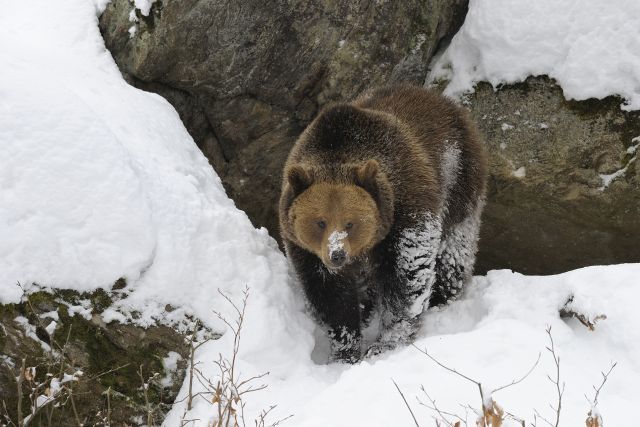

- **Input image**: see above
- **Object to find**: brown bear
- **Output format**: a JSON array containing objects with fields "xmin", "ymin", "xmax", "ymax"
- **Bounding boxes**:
[{"xmin": 279, "ymin": 84, "xmax": 487, "ymax": 362}]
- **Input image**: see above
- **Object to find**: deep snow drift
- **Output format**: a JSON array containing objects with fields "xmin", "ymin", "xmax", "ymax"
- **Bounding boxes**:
[
  {"xmin": 0, "ymin": 0, "xmax": 305, "ymax": 332},
  {"xmin": 429, "ymin": 0, "xmax": 640, "ymax": 110},
  {"xmin": 1, "ymin": 1, "xmax": 639, "ymax": 426}
]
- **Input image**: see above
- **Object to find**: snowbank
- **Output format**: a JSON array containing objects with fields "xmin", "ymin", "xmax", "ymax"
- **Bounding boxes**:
[
  {"xmin": 166, "ymin": 264, "xmax": 640, "ymax": 426},
  {"xmin": 2, "ymin": 1, "xmax": 639, "ymax": 426},
  {"xmin": 429, "ymin": 0, "xmax": 640, "ymax": 110},
  {"xmin": 0, "ymin": 0, "xmax": 314, "ymax": 421},
  {"xmin": 0, "ymin": 0, "xmax": 305, "ymax": 328}
]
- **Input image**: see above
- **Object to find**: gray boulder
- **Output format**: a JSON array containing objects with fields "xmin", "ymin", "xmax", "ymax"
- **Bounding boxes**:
[
  {"xmin": 468, "ymin": 77, "xmax": 639, "ymax": 274},
  {"xmin": 99, "ymin": 0, "xmax": 469, "ymax": 236},
  {"xmin": 99, "ymin": 3, "xmax": 639, "ymax": 274}
]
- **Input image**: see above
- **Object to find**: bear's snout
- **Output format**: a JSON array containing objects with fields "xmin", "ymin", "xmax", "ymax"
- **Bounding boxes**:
[
  {"xmin": 326, "ymin": 230, "xmax": 349, "ymax": 269},
  {"xmin": 329, "ymin": 249, "xmax": 347, "ymax": 268}
]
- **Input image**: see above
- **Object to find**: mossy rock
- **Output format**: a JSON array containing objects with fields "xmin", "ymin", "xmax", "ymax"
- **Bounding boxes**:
[{"xmin": 0, "ymin": 287, "xmax": 189, "ymax": 426}]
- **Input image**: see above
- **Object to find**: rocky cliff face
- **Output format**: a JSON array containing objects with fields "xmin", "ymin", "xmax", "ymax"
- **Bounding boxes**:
[
  {"xmin": 99, "ymin": 1, "xmax": 639, "ymax": 274},
  {"xmin": 98, "ymin": 0, "xmax": 468, "ymax": 242},
  {"xmin": 468, "ymin": 78, "xmax": 639, "ymax": 273}
]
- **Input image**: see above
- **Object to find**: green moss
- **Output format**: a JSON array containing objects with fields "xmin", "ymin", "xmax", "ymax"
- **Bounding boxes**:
[
  {"xmin": 564, "ymin": 94, "xmax": 619, "ymax": 118},
  {"xmin": 112, "ymin": 277, "xmax": 127, "ymax": 290},
  {"xmin": 0, "ymin": 304, "xmax": 18, "ymax": 349},
  {"xmin": 55, "ymin": 289, "xmax": 83, "ymax": 305},
  {"xmin": 54, "ymin": 304, "xmax": 166, "ymax": 404},
  {"xmin": 1, "ymin": 284, "xmax": 182, "ymax": 425},
  {"xmin": 89, "ymin": 288, "xmax": 113, "ymax": 313},
  {"xmin": 25, "ymin": 290, "xmax": 58, "ymax": 310},
  {"xmin": 0, "ymin": 302, "xmax": 18, "ymax": 318}
]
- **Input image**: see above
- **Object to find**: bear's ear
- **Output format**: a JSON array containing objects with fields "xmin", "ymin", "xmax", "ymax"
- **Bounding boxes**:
[
  {"xmin": 354, "ymin": 159, "xmax": 379, "ymax": 193},
  {"xmin": 286, "ymin": 164, "xmax": 313, "ymax": 196}
]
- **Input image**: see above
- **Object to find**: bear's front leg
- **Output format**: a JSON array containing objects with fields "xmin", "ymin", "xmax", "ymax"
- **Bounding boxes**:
[
  {"xmin": 376, "ymin": 215, "xmax": 442, "ymax": 348},
  {"xmin": 286, "ymin": 242, "xmax": 362, "ymax": 362}
]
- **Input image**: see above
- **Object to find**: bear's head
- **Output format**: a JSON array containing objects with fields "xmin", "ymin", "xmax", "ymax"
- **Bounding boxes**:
[{"xmin": 283, "ymin": 159, "xmax": 393, "ymax": 270}]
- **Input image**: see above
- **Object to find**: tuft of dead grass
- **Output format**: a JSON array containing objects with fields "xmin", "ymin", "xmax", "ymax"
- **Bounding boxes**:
[{"xmin": 179, "ymin": 287, "xmax": 291, "ymax": 427}]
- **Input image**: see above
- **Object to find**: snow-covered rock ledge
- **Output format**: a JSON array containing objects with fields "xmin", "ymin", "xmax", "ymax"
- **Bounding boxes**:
[
  {"xmin": 430, "ymin": 0, "xmax": 640, "ymax": 110},
  {"xmin": 427, "ymin": 0, "xmax": 640, "ymax": 273}
]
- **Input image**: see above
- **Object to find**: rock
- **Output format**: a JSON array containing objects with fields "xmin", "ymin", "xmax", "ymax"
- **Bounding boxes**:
[
  {"xmin": 468, "ymin": 77, "xmax": 640, "ymax": 274},
  {"xmin": 99, "ymin": 3, "xmax": 638, "ymax": 274},
  {"xmin": 0, "ymin": 289, "xmax": 189, "ymax": 426},
  {"xmin": 99, "ymin": 0, "xmax": 469, "ymax": 235}
]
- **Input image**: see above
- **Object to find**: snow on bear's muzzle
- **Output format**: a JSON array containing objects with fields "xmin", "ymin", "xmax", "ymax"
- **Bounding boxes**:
[{"xmin": 327, "ymin": 230, "xmax": 349, "ymax": 269}]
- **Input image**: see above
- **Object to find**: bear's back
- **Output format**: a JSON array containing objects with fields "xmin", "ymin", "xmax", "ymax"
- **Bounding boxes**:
[
  {"xmin": 354, "ymin": 85, "xmax": 487, "ymax": 230},
  {"xmin": 288, "ymin": 99, "xmax": 441, "ymax": 218},
  {"xmin": 286, "ymin": 84, "xmax": 486, "ymax": 230}
]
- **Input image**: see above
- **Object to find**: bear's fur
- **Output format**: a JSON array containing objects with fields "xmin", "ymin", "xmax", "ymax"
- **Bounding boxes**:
[{"xmin": 279, "ymin": 84, "xmax": 487, "ymax": 362}]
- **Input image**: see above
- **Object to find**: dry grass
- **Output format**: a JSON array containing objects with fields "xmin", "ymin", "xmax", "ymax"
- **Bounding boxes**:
[{"xmin": 179, "ymin": 287, "xmax": 291, "ymax": 427}]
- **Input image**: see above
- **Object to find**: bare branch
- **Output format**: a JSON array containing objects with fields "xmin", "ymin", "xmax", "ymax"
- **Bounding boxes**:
[
  {"xmin": 417, "ymin": 385, "xmax": 467, "ymax": 426},
  {"xmin": 586, "ymin": 361, "xmax": 617, "ymax": 407},
  {"xmin": 17, "ymin": 358, "xmax": 25, "ymax": 427},
  {"xmin": 413, "ymin": 345, "xmax": 488, "ymax": 427},
  {"xmin": 391, "ymin": 378, "xmax": 420, "ymax": 427},
  {"xmin": 412, "ymin": 345, "xmax": 480, "ymax": 386},
  {"xmin": 492, "ymin": 353, "xmax": 541, "ymax": 394},
  {"xmin": 88, "ymin": 363, "xmax": 131, "ymax": 381},
  {"xmin": 541, "ymin": 326, "xmax": 563, "ymax": 427},
  {"xmin": 182, "ymin": 286, "xmax": 290, "ymax": 427}
]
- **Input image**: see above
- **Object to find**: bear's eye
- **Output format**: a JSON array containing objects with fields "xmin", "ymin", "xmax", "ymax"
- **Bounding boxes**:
[
  {"xmin": 345, "ymin": 222, "xmax": 353, "ymax": 230},
  {"xmin": 317, "ymin": 220, "xmax": 326, "ymax": 230}
]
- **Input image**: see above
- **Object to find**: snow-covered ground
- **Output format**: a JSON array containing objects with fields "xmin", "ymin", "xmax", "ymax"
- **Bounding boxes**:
[
  {"xmin": 429, "ymin": 0, "xmax": 640, "ymax": 110},
  {"xmin": 166, "ymin": 264, "xmax": 640, "ymax": 427},
  {"xmin": 1, "ymin": 1, "xmax": 639, "ymax": 426}
]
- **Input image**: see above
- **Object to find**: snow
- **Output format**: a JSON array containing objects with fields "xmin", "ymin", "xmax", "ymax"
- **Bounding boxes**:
[
  {"xmin": 166, "ymin": 264, "xmax": 640, "ymax": 426},
  {"xmin": 45, "ymin": 320, "xmax": 57, "ymax": 336},
  {"xmin": 328, "ymin": 230, "xmax": 348, "ymax": 256},
  {"xmin": 39, "ymin": 310, "xmax": 59, "ymax": 321},
  {"xmin": 60, "ymin": 300, "xmax": 93, "ymax": 321},
  {"xmin": 395, "ymin": 215, "xmax": 441, "ymax": 317},
  {"xmin": 628, "ymin": 137, "xmax": 640, "ymax": 155},
  {"xmin": 14, "ymin": 316, "xmax": 52, "ymax": 353},
  {"xmin": 512, "ymin": 166, "xmax": 527, "ymax": 179},
  {"xmin": 133, "ymin": 0, "xmax": 155, "ymax": 17},
  {"xmin": 0, "ymin": 0, "xmax": 303, "ymax": 334},
  {"xmin": 160, "ymin": 351, "xmax": 182, "ymax": 388},
  {"xmin": 599, "ymin": 146, "xmax": 637, "ymax": 190},
  {"xmin": 0, "ymin": 355, "xmax": 15, "ymax": 369},
  {"xmin": 429, "ymin": 0, "xmax": 640, "ymax": 110},
  {"xmin": 1, "ymin": 1, "xmax": 640, "ymax": 427},
  {"xmin": 440, "ymin": 145, "xmax": 462, "ymax": 204}
]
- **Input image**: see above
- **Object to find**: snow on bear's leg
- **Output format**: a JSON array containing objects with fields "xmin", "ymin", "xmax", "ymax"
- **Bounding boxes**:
[
  {"xmin": 430, "ymin": 201, "xmax": 484, "ymax": 307},
  {"xmin": 377, "ymin": 213, "xmax": 442, "ymax": 347}
]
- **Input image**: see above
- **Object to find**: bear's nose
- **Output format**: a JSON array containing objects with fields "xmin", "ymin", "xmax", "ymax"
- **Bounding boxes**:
[{"xmin": 330, "ymin": 250, "xmax": 346, "ymax": 267}]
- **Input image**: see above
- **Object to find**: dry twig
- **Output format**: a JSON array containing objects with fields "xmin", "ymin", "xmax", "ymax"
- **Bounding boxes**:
[
  {"xmin": 392, "ymin": 378, "xmax": 420, "ymax": 427},
  {"xmin": 534, "ymin": 326, "xmax": 564, "ymax": 427},
  {"xmin": 584, "ymin": 361, "xmax": 617, "ymax": 427}
]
